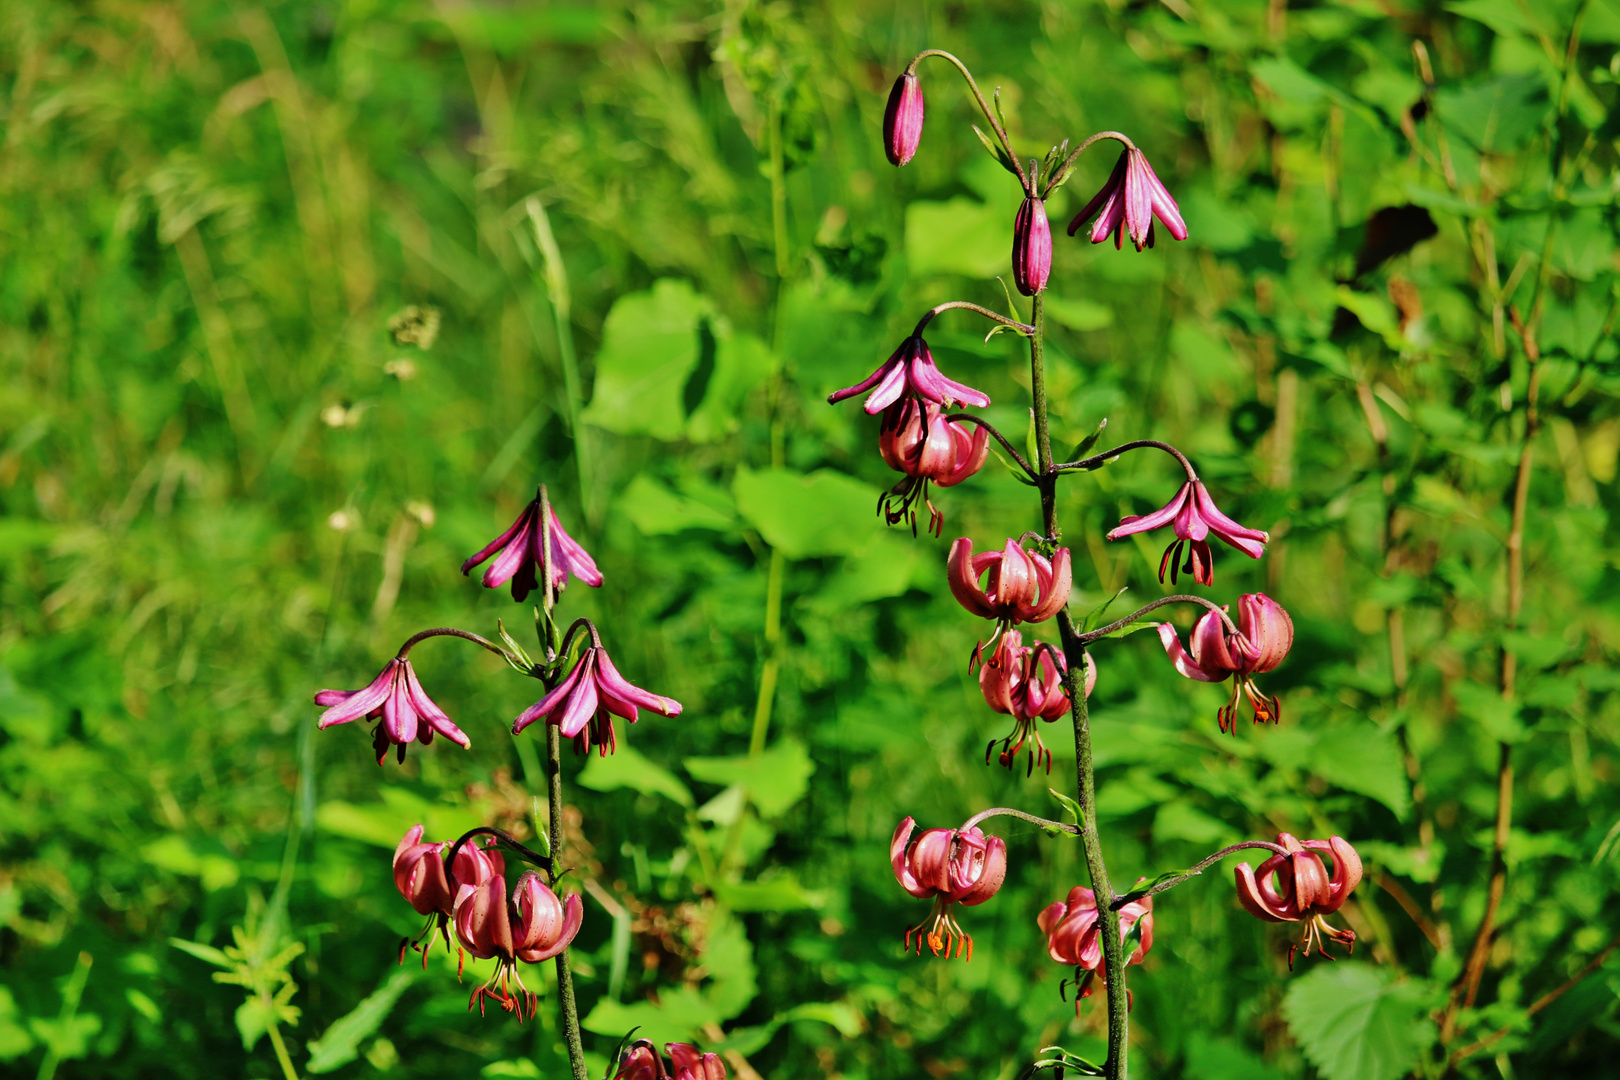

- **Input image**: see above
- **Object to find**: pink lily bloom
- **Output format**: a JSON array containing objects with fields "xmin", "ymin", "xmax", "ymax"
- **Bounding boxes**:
[
  {"xmin": 1235, "ymin": 833, "xmax": 1362, "ymax": 965},
  {"xmin": 979, "ymin": 631, "xmax": 1094, "ymax": 774},
  {"xmin": 453, "ymin": 870, "xmax": 583, "ymax": 1019},
  {"xmin": 315, "ymin": 657, "xmax": 470, "ymax": 765},
  {"xmin": 891, "ymin": 817, "xmax": 1008, "ymax": 961},
  {"xmin": 512, "ymin": 645, "xmax": 682, "ymax": 756},
  {"xmin": 827, "ymin": 335, "xmax": 990, "ymax": 416},
  {"xmin": 614, "ymin": 1041, "xmax": 727, "ymax": 1080},
  {"xmin": 1067, "ymin": 146, "xmax": 1188, "ymax": 252},
  {"xmin": 1107, "ymin": 479, "xmax": 1269, "ymax": 587},
  {"xmin": 1038, "ymin": 885, "xmax": 1154, "ymax": 1013},
  {"xmin": 948, "ymin": 537, "xmax": 1072, "ymax": 626},
  {"xmin": 1158, "ymin": 592, "xmax": 1293, "ymax": 734},
  {"xmin": 1012, "ymin": 196, "xmax": 1052, "ymax": 296},
  {"xmin": 878, "ymin": 400, "xmax": 990, "ymax": 536},
  {"xmin": 462, "ymin": 495, "xmax": 602, "ymax": 602},
  {"xmin": 393, "ymin": 825, "xmax": 505, "ymax": 965},
  {"xmin": 883, "ymin": 72, "xmax": 925, "ymax": 167}
]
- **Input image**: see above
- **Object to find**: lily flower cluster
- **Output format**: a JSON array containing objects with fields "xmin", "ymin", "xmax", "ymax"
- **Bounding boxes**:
[
  {"xmin": 1040, "ymin": 885, "xmax": 1154, "ymax": 1013},
  {"xmin": 614, "ymin": 1039, "xmax": 727, "ymax": 1080},
  {"xmin": 392, "ymin": 825, "xmax": 582, "ymax": 1019}
]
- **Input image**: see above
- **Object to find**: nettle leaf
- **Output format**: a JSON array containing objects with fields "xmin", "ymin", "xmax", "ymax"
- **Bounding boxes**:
[
  {"xmin": 1311, "ymin": 727, "xmax": 1410, "ymax": 820},
  {"xmin": 1283, "ymin": 963, "xmax": 1436, "ymax": 1080}
]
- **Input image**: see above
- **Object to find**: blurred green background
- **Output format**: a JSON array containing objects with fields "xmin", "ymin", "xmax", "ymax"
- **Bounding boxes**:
[{"xmin": 3, "ymin": 1, "xmax": 1620, "ymax": 1077}]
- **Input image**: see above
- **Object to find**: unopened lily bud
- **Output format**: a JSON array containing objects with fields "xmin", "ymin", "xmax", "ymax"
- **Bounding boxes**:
[
  {"xmin": 883, "ymin": 72, "xmax": 925, "ymax": 167},
  {"xmin": 1012, "ymin": 196, "xmax": 1052, "ymax": 296}
]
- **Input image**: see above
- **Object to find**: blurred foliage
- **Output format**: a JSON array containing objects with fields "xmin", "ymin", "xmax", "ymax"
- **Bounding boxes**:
[{"xmin": 3, "ymin": 0, "xmax": 1620, "ymax": 1078}]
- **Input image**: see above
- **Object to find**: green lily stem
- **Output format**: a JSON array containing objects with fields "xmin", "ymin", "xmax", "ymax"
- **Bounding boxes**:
[{"xmin": 1031, "ymin": 290, "xmax": 1129, "ymax": 1080}]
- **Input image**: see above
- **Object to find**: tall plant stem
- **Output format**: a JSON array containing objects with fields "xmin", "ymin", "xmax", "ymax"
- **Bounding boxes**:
[
  {"xmin": 539, "ymin": 487, "xmax": 589, "ymax": 1080},
  {"xmin": 1032, "ymin": 292, "xmax": 1128, "ymax": 1079}
]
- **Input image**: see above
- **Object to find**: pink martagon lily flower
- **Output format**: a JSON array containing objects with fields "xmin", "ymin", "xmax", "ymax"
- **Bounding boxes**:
[
  {"xmin": 1067, "ymin": 146, "xmax": 1188, "ymax": 252},
  {"xmin": 315, "ymin": 657, "xmax": 469, "ymax": 765},
  {"xmin": 979, "ymin": 630, "xmax": 1094, "ymax": 775},
  {"xmin": 393, "ymin": 825, "xmax": 504, "ymax": 964},
  {"xmin": 666, "ymin": 1044, "xmax": 727, "ymax": 1080},
  {"xmin": 1234, "ymin": 832, "xmax": 1362, "ymax": 965},
  {"xmin": 877, "ymin": 401, "xmax": 989, "ymax": 536},
  {"xmin": 453, "ymin": 871, "xmax": 583, "ymax": 1019},
  {"xmin": 511, "ymin": 870, "xmax": 584, "ymax": 963},
  {"xmin": 891, "ymin": 817, "xmax": 1007, "ymax": 961},
  {"xmin": 512, "ymin": 645, "xmax": 682, "ymax": 756},
  {"xmin": 827, "ymin": 335, "xmax": 990, "ymax": 416},
  {"xmin": 1107, "ymin": 479, "xmax": 1268, "ymax": 587},
  {"xmin": 1038, "ymin": 884, "xmax": 1153, "ymax": 1012},
  {"xmin": 462, "ymin": 494, "xmax": 602, "ymax": 602},
  {"xmin": 1013, "ymin": 196, "xmax": 1052, "ymax": 296},
  {"xmin": 883, "ymin": 71, "xmax": 925, "ymax": 167},
  {"xmin": 948, "ymin": 537, "xmax": 1072, "ymax": 626},
  {"xmin": 1158, "ymin": 592, "xmax": 1293, "ymax": 733}
]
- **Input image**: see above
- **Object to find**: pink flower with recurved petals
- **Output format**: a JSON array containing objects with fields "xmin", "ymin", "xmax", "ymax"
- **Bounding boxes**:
[
  {"xmin": 1235, "ymin": 833, "xmax": 1362, "ymax": 965},
  {"xmin": 315, "ymin": 657, "xmax": 470, "ymax": 765},
  {"xmin": 393, "ymin": 825, "xmax": 505, "ymax": 965},
  {"xmin": 1158, "ymin": 593, "xmax": 1293, "ymax": 734},
  {"xmin": 1067, "ymin": 146, "xmax": 1187, "ymax": 252},
  {"xmin": 453, "ymin": 870, "xmax": 583, "ymax": 1019},
  {"xmin": 1107, "ymin": 480, "xmax": 1268, "ymax": 586},
  {"xmin": 948, "ymin": 537, "xmax": 1072, "ymax": 627},
  {"xmin": 878, "ymin": 400, "xmax": 989, "ymax": 536},
  {"xmin": 828, "ymin": 335, "xmax": 990, "ymax": 416},
  {"xmin": 462, "ymin": 494, "xmax": 602, "ymax": 602},
  {"xmin": 1038, "ymin": 885, "xmax": 1153, "ymax": 1013},
  {"xmin": 614, "ymin": 1040, "xmax": 727, "ymax": 1080},
  {"xmin": 891, "ymin": 817, "xmax": 1007, "ymax": 961},
  {"xmin": 512, "ymin": 645, "xmax": 682, "ymax": 756},
  {"xmin": 883, "ymin": 72, "xmax": 925, "ymax": 167},
  {"xmin": 979, "ymin": 631, "xmax": 1094, "ymax": 774}
]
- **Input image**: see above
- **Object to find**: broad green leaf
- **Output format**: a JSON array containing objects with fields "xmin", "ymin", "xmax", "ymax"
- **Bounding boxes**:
[
  {"xmin": 684, "ymin": 739, "xmax": 814, "ymax": 818},
  {"xmin": 1250, "ymin": 56, "xmax": 1348, "ymax": 108},
  {"xmin": 26, "ymin": 1014, "xmax": 100, "ymax": 1062},
  {"xmin": 306, "ymin": 968, "xmax": 416, "ymax": 1073},
  {"xmin": 704, "ymin": 915, "xmax": 758, "ymax": 1018},
  {"xmin": 619, "ymin": 475, "xmax": 735, "ymax": 535},
  {"xmin": 235, "ymin": 997, "xmax": 272, "ymax": 1053},
  {"xmin": 1184, "ymin": 1034, "xmax": 1284, "ymax": 1080},
  {"xmin": 811, "ymin": 532, "xmax": 924, "ymax": 608},
  {"xmin": 1283, "ymin": 964, "xmax": 1435, "ymax": 1080},
  {"xmin": 1152, "ymin": 803, "xmax": 1234, "ymax": 846},
  {"xmin": 1434, "ymin": 73, "xmax": 1551, "ymax": 152},
  {"xmin": 482, "ymin": 1061, "xmax": 544, "ymax": 1078},
  {"xmin": 711, "ymin": 873, "xmax": 823, "ymax": 913},
  {"xmin": 687, "ymin": 331, "xmax": 776, "ymax": 443},
  {"xmin": 314, "ymin": 801, "xmax": 406, "ymax": 849},
  {"xmin": 578, "ymin": 744, "xmax": 694, "ymax": 807},
  {"xmin": 0, "ymin": 988, "xmax": 33, "ymax": 1061},
  {"xmin": 581, "ymin": 279, "xmax": 714, "ymax": 440},
  {"xmin": 1452, "ymin": 681, "xmax": 1524, "ymax": 743},
  {"xmin": 1312, "ymin": 728, "xmax": 1410, "ymax": 820},
  {"xmin": 732, "ymin": 466, "xmax": 882, "ymax": 559},
  {"xmin": 581, "ymin": 986, "xmax": 721, "ymax": 1042}
]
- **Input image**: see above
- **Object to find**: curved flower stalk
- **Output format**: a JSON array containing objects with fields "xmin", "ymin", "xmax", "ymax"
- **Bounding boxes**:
[
  {"xmin": 1234, "ymin": 833, "xmax": 1362, "ymax": 965},
  {"xmin": 1107, "ymin": 479, "xmax": 1268, "ymax": 586},
  {"xmin": 1158, "ymin": 593, "xmax": 1293, "ymax": 733},
  {"xmin": 891, "ymin": 817, "xmax": 1008, "ymax": 960},
  {"xmin": 979, "ymin": 632, "xmax": 1094, "ymax": 775},
  {"xmin": 883, "ymin": 72, "xmax": 925, "ymax": 167},
  {"xmin": 828, "ymin": 334, "xmax": 990, "ymax": 415},
  {"xmin": 393, "ymin": 824, "xmax": 505, "ymax": 965},
  {"xmin": 1067, "ymin": 145, "xmax": 1187, "ymax": 252},
  {"xmin": 615, "ymin": 1040, "xmax": 728, "ymax": 1080},
  {"xmin": 315, "ymin": 657, "xmax": 469, "ymax": 765},
  {"xmin": 948, "ymin": 538, "xmax": 1072, "ymax": 629},
  {"xmin": 879, "ymin": 400, "xmax": 990, "ymax": 535},
  {"xmin": 453, "ymin": 870, "xmax": 583, "ymax": 1019},
  {"xmin": 513, "ymin": 642, "xmax": 683, "ymax": 756},
  {"xmin": 1038, "ymin": 885, "xmax": 1154, "ymax": 1013},
  {"xmin": 462, "ymin": 492, "xmax": 602, "ymax": 601}
]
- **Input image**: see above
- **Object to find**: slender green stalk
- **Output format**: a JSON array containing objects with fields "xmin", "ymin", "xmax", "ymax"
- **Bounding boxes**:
[
  {"xmin": 35, "ymin": 952, "xmax": 93, "ymax": 1080},
  {"xmin": 1033, "ymin": 292, "xmax": 1129, "ymax": 1079},
  {"xmin": 525, "ymin": 198, "xmax": 592, "ymax": 514},
  {"xmin": 263, "ymin": 1015, "xmax": 301, "ymax": 1080}
]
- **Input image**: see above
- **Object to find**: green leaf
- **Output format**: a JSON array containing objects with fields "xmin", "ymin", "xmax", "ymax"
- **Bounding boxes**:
[
  {"xmin": 1042, "ymin": 294, "xmax": 1114, "ymax": 332},
  {"xmin": 581, "ymin": 279, "xmax": 714, "ymax": 440},
  {"xmin": 1311, "ymin": 728, "xmax": 1411, "ymax": 820},
  {"xmin": 619, "ymin": 475, "xmax": 735, "ymax": 535},
  {"xmin": 1184, "ymin": 1033, "xmax": 1284, "ymax": 1080},
  {"xmin": 0, "ymin": 988, "xmax": 33, "ymax": 1061},
  {"xmin": 703, "ymin": 915, "xmax": 758, "ymax": 1019},
  {"xmin": 1283, "ymin": 964, "xmax": 1436, "ymax": 1080},
  {"xmin": 169, "ymin": 937, "xmax": 233, "ymax": 969},
  {"xmin": 1434, "ymin": 73, "xmax": 1551, "ymax": 152},
  {"xmin": 581, "ymin": 986, "xmax": 722, "ymax": 1042},
  {"xmin": 306, "ymin": 968, "xmax": 416, "ymax": 1073},
  {"xmin": 1049, "ymin": 788, "xmax": 1087, "ymax": 830},
  {"xmin": 1452, "ymin": 681, "xmax": 1525, "ymax": 743},
  {"xmin": 686, "ymin": 331, "xmax": 776, "ymax": 443},
  {"xmin": 711, "ymin": 873, "xmax": 823, "ymax": 913},
  {"xmin": 143, "ymin": 835, "xmax": 240, "ymax": 891},
  {"xmin": 235, "ymin": 997, "xmax": 273, "ymax": 1052},
  {"xmin": 27, "ymin": 1014, "xmax": 100, "ymax": 1062},
  {"xmin": 732, "ymin": 467, "xmax": 881, "ymax": 559},
  {"xmin": 810, "ymin": 533, "xmax": 924, "ymax": 609},
  {"xmin": 482, "ymin": 1062, "xmax": 544, "ymax": 1078},
  {"xmin": 684, "ymin": 739, "xmax": 814, "ymax": 818},
  {"xmin": 1098, "ymin": 620, "xmax": 1157, "ymax": 639},
  {"xmin": 578, "ymin": 744, "xmax": 694, "ymax": 808}
]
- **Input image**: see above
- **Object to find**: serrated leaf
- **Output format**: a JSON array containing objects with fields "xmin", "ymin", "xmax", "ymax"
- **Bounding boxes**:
[{"xmin": 1283, "ymin": 964, "xmax": 1435, "ymax": 1080}]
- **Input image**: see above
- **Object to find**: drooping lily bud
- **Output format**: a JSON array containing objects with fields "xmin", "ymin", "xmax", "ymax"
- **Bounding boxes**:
[
  {"xmin": 462, "ymin": 493, "xmax": 602, "ymax": 601},
  {"xmin": 1012, "ymin": 196, "xmax": 1052, "ymax": 296},
  {"xmin": 891, "ymin": 816, "xmax": 1008, "ymax": 961},
  {"xmin": 829, "ymin": 334, "xmax": 990, "ymax": 415},
  {"xmin": 1068, "ymin": 146, "xmax": 1187, "ymax": 251},
  {"xmin": 1234, "ymin": 833, "xmax": 1363, "ymax": 965},
  {"xmin": 883, "ymin": 72, "xmax": 925, "ymax": 167}
]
